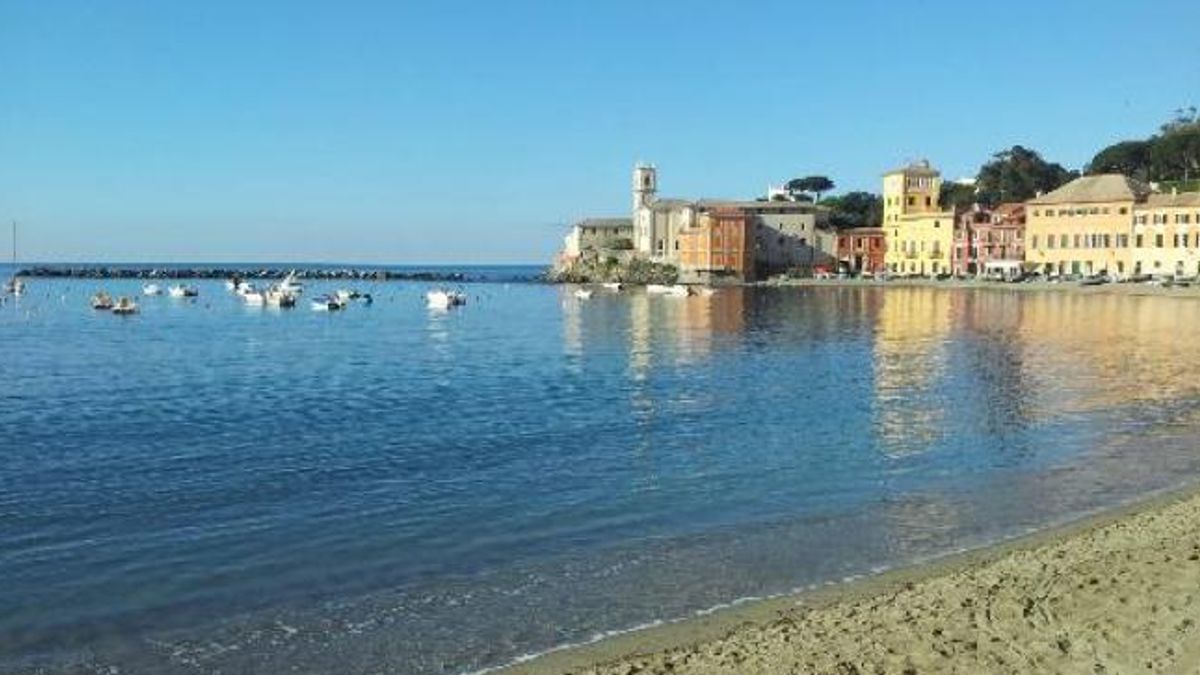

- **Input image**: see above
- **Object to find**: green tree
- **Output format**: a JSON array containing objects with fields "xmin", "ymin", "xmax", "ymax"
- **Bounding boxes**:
[
  {"xmin": 975, "ymin": 146, "xmax": 1075, "ymax": 205},
  {"xmin": 1087, "ymin": 140, "xmax": 1152, "ymax": 181},
  {"xmin": 822, "ymin": 191, "xmax": 882, "ymax": 230},
  {"xmin": 938, "ymin": 181, "xmax": 977, "ymax": 210},
  {"xmin": 1150, "ymin": 126, "xmax": 1200, "ymax": 181},
  {"xmin": 785, "ymin": 175, "xmax": 836, "ymax": 202}
]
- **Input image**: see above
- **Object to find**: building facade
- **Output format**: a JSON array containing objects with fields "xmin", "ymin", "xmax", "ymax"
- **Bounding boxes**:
[
  {"xmin": 1024, "ymin": 174, "xmax": 1145, "ymax": 278},
  {"xmin": 951, "ymin": 203, "xmax": 1026, "ymax": 278},
  {"xmin": 882, "ymin": 160, "xmax": 955, "ymax": 276},
  {"xmin": 836, "ymin": 228, "xmax": 886, "ymax": 275},
  {"xmin": 631, "ymin": 164, "xmax": 834, "ymax": 279},
  {"xmin": 1131, "ymin": 192, "xmax": 1200, "ymax": 277},
  {"xmin": 677, "ymin": 209, "xmax": 755, "ymax": 282},
  {"xmin": 561, "ymin": 218, "xmax": 634, "ymax": 262}
]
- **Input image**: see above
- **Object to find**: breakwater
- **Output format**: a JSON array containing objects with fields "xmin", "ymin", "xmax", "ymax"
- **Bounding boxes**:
[{"xmin": 17, "ymin": 266, "xmax": 500, "ymax": 282}]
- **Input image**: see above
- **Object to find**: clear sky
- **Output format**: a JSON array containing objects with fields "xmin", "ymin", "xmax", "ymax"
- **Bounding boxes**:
[{"xmin": 3, "ymin": 0, "xmax": 1198, "ymax": 264}]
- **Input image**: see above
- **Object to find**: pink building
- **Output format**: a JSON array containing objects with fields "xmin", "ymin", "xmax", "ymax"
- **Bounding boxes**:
[{"xmin": 952, "ymin": 203, "xmax": 1026, "ymax": 277}]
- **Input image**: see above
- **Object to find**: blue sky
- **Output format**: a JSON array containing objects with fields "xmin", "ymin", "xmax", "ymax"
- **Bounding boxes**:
[{"xmin": 2, "ymin": 0, "xmax": 1198, "ymax": 264}]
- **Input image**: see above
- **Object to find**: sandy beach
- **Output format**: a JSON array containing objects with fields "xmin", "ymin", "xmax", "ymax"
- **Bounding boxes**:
[{"xmin": 507, "ymin": 486, "xmax": 1200, "ymax": 674}]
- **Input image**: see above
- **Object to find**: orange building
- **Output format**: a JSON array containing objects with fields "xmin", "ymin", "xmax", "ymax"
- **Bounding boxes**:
[
  {"xmin": 677, "ymin": 208, "xmax": 755, "ymax": 282},
  {"xmin": 836, "ymin": 227, "xmax": 886, "ymax": 275}
]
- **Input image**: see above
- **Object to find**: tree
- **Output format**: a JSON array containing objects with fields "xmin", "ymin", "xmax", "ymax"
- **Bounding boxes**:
[
  {"xmin": 785, "ymin": 175, "xmax": 836, "ymax": 202},
  {"xmin": 939, "ymin": 181, "xmax": 978, "ymax": 210},
  {"xmin": 975, "ymin": 146, "xmax": 1075, "ymax": 205},
  {"xmin": 822, "ymin": 191, "xmax": 882, "ymax": 230},
  {"xmin": 1150, "ymin": 126, "xmax": 1200, "ymax": 181},
  {"xmin": 1087, "ymin": 140, "xmax": 1152, "ymax": 181}
]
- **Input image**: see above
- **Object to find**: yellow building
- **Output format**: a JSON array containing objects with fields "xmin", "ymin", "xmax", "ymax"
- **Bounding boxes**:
[
  {"xmin": 1024, "ymin": 174, "xmax": 1145, "ymax": 278},
  {"xmin": 882, "ymin": 160, "xmax": 955, "ymax": 276},
  {"xmin": 1131, "ymin": 191, "xmax": 1200, "ymax": 277}
]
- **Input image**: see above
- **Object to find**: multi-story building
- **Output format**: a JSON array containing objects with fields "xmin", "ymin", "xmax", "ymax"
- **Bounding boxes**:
[
  {"xmin": 1131, "ymin": 191, "xmax": 1200, "ymax": 277},
  {"xmin": 560, "ymin": 218, "xmax": 634, "ymax": 263},
  {"xmin": 1024, "ymin": 174, "xmax": 1146, "ymax": 278},
  {"xmin": 631, "ymin": 164, "xmax": 834, "ymax": 278},
  {"xmin": 677, "ymin": 208, "xmax": 755, "ymax": 282},
  {"xmin": 951, "ymin": 203, "xmax": 1025, "ymax": 278},
  {"xmin": 882, "ymin": 160, "xmax": 955, "ymax": 277},
  {"xmin": 836, "ymin": 228, "xmax": 886, "ymax": 275}
]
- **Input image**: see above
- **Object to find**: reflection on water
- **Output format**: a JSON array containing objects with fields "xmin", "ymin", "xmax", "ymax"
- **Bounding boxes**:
[{"xmin": 6, "ymin": 283, "xmax": 1200, "ymax": 674}]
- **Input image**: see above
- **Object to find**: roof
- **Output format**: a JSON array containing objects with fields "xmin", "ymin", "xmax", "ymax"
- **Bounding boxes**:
[
  {"xmin": 1027, "ymin": 174, "xmax": 1149, "ymax": 205},
  {"xmin": 883, "ymin": 160, "xmax": 940, "ymax": 177},
  {"xmin": 1142, "ymin": 191, "xmax": 1200, "ymax": 209},
  {"xmin": 839, "ymin": 227, "xmax": 885, "ymax": 235},
  {"xmin": 993, "ymin": 202, "xmax": 1025, "ymax": 217},
  {"xmin": 574, "ymin": 217, "xmax": 632, "ymax": 229},
  {"xmin": 648, "ymin": 198, "xmax": 693, "ymax": 211},
  {"xmin": 696, "ymin": 199, "xmax": 827, "ymax": 213}
]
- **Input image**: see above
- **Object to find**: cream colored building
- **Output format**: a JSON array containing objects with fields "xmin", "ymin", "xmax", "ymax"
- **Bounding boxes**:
[
  {"xmin": 882, "ymin": 161, "xmax": 955, "ymax": 276},
  {"xmin": 1024, "ymin": 174, "xmax": 1145, "ymax": 278},
  {"xmin": 1131, "ymin": 192, "xmax": 1200, "ymax": 277}
]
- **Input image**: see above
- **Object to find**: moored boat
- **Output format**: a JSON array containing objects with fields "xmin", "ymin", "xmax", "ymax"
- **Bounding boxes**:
[
  {"xmin": 601, "ymin": 282, "xmax": 623, "ymax": 292},
  {"xmin": 91, "ymin": 291, "xmax": 114, "ymax": 310},
  {"xmin": 242, "ymin": 289, "xmax": 266, "ymax": 306},
  {"xmin": 574, "ymin": 288, "xmax": 594, "ymax": 299},
  {"xmin": 310, "ymin": 294, "xmax": 345, "ymax": 311},
  {"xmin": 111, "ymin": 296, "xmax": 139, "ymax": 315},
  {"xmin": 265, "ymin": 288, "xmax": 297, "ymax": 308},
  {"xmin": 647, "ymin": 284, "xmax": 692, "ymax": 296},
  {"xmin": 142, "ymin": 283, "xmax": 163, "ymax": 296},
  {"xmin": 426, "ymin": 289, "xmax": 466, "ymax": 309},
  {"xmin": 168, "ymin": 284, "xmax": 199, "ymax": 298}
]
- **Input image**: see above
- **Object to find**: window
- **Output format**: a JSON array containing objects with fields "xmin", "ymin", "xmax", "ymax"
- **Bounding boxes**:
[
  {"xmin": 1089, "ymin": 207, "xmax": 1099, "ymax": 215},
  {"xmin": 1060, "ymin": 234, "xmax": 1068, "ymax": 248},
  {"xmin": 925, "ymin": 196, "xmax": 932, "ymax": 207},
  {"xmin": 1117, "ymin": 234, "xmax": 1129, "ymax": 248},
  {"xmin": 907, "ymin": 196, "xmax": 915, "ymax": 206},
  {"xmin": 1103, "ymin": 234, "xmax": 1111, "ymax": 248},
  {"xmin": 1032, "ymin": 235, "xmax": 1039, "ymax": 249},
  {"xmin": 1136, "ymin": 234, "xmax": 1144, "ymax": 247},
  {"xmin": 1047, "ymin": 236, "xmax": 1055, "ymax": 249},
  {"xmin": 1074, "ymin": 234, "xmax": 1082, "ymax": 248},
  {"xmin": 1156, "ymin": 234, "xmax": 1164, "ymax": 248}
]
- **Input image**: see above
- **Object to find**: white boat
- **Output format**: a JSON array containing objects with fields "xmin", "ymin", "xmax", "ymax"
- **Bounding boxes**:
[
  {"xmin": 168, "ymin": 284, "xmax": 198, "ymax": 298},
  {"xmin": 310, "ymin": 294, "xmax": 345, "ymax": 311},
  {"xmin": 5, "ymin": 221, "xmax": 24, "ymax": 296},
  {"xmin": 574, "ymin": 288, "xmax": 594, "ymax": 299},
  {"xmin": 111, "ymin": 296, "xmax": 138, "ymax": 315},
  {"xmin": 265, "ymin": 288, "xmax": 297, "ymax": 308},
  {"xmin": 278, "ymin": 272, "xmax": 304, "ymax": 295},
  {"xmin": 236, "ymin": 282, "xmax": 257, "ymax": 296},
  {"xmin": 242, "ymin": 290, "xmax": 266, "ymax": 306},
  {"xmin": 142, "ymin": 283, "xmax": 163, "ymax": 296},
  {"xmin": 647, "ymin": 284, "xmax": 691, "ymax": 297},
  {"xmin": 698, "ymin": 287, "xmax": 717, "ymax": 297},
  {"xmin": 90, "ymin": 291, "xmax": 114, "ymax": 310},
  {"xmin": 601, "ymin": 282, "xmax": 623, "ymax": 291},
  {"xmin": 426, "ymin": 289, "xmax": 466, "ymax": 309}
]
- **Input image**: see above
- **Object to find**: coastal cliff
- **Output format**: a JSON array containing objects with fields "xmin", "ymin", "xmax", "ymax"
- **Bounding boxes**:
[{"xmin": 549, "ymin": 256, "xmax": 678, "ymax": 285}]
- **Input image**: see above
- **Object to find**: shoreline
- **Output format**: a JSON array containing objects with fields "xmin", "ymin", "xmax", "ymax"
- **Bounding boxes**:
[
  {"xmin": 755, "ymin": 276, "xmax": 1200, "ymax": 298},
  {"xmin": 502, "ymin": 480, "xmax": 1200, "ymax": 674}
]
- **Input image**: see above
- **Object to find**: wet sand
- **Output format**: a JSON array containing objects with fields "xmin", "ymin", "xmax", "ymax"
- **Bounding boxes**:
[{"xmin": 506, "ymin": 486, "xmax": 1200, "ymax": 674}]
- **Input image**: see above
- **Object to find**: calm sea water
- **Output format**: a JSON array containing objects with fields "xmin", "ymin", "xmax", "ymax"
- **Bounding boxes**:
[{"xmin": 5, "ymin": 267, "xmax": 1200, "ymax": 674}]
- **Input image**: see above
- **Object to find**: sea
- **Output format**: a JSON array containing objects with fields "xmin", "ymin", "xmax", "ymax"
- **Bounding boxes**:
[{"xmin": 4, "ymin": 264, "xmax": 1200, "ymax": 674}]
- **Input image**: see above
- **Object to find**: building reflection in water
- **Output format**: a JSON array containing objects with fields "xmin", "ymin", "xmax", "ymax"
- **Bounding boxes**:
[{"xmin": 873, "ymin": 287, "xmax": 952, "ymax": 459}]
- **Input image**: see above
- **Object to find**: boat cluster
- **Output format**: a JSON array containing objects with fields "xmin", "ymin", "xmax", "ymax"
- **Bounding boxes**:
[
  {"xmin": 572, "ymin": 283, "xmax": 715, "ymax": 299},
  {"xmin": 90, "ymin": 291, "xmax": 138, "ymax": 315},
  {"xmin": 227, "ymin": 272, "xmax": 373, "ymax": 311}
]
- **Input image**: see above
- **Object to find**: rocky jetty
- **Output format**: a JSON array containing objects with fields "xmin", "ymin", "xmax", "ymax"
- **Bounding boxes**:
[{"xmin": 18, "ymin": 266, "xmax": 479, "ymax": 282}]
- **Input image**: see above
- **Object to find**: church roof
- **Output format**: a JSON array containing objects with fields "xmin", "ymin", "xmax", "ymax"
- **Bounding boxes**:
[
  {"xmin": 574, "ymin": 217, "xmax": 632, "ymax": 229},
  {"xmin": 883, "ymin": 160, "xmax": 940, "ymax": 177}
]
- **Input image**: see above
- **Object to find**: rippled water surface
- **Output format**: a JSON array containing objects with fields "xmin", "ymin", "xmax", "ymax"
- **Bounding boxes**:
[{"xmin": 4, "ymin": 270, "xmax": 1200, "ymax": 674}]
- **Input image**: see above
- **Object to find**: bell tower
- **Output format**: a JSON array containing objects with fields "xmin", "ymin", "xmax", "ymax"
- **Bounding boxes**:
[{"xmin": 632, "ymin": 163, "xmax": 657, "ymax": 211}]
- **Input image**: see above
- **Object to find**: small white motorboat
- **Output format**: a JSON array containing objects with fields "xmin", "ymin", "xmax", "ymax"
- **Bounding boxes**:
[
  {"xmin": 142, "ymin": 283, "xmax": 163, "ymax": 296},
  {"xmin": 310, "ymin": 294, "xmax": 345, "ymax": 311},
  {"xmin": 574, "ymin": 288, "xmax": 594, "ymax": 299},
  {"xmin": 265, "ymin": 288, "xmax": 297, "ymax": 308},
  {"xmin": 426, "ymin": 289, "xmax": 466, "ymax": 309},
  {"xmin": 242, "ymin": 290, "xmax": 266, "ymax": 306},
  {"xmin": 698, "ymin": 287, "xmax": 717, "ymax": 297},
  {"xmin": 90, "ymin": 291, "xmax": 114, "ymax": 310},
  {"xmin": 601, "ymin": 282, "xmax": 623, "ymax": 292},
  {"xmin": 647, "ymin": 284, "xmax": 691, "ymax": 296},
  {"xmin": 111, "ymin": 296, "xmax": 139, "ymax": 315},
  {"xmin": 235, "ymin": 281, "xmax": 257, "ymax": 296},
  {"xmin": 168, "ymin": 284, "xmax": 199, "ymax": 298}
]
